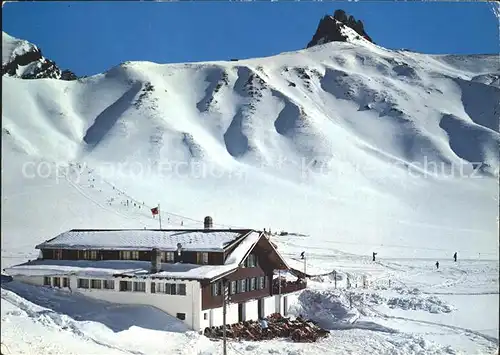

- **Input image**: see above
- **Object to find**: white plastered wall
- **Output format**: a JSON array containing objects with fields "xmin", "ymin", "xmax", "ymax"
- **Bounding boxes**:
[{"xmin": 12, "ymin": 274, "xmax": 203, "ymax": 330}]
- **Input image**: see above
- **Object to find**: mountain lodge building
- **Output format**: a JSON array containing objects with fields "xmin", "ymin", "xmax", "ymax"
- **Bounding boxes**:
[{"xmin": 4, "ymin": 219, "xmax": 306, "ymax": 330}]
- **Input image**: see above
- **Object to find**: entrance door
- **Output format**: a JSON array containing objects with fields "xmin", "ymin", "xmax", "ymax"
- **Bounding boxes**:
[
  {"xmin": 238, "ymin": 303, "xmax": 244, "ymax": 322},
  {"xmin": 258, "ymin": 299, "xmax": 264, "ymax": 318},
  {"xmin": 283, "ymin": 296, "xmax": 288, "ymax": 316}
]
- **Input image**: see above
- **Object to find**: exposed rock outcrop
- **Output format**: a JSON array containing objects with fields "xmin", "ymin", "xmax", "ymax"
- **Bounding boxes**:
[{"xmin": 307, "ymin": 9, "xmax": 373, "ymax": 48}]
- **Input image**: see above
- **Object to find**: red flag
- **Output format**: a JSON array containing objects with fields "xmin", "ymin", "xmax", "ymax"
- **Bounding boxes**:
[{"xmin": 151, "ymin": 207, "xmax": 159, "ymax": 216}]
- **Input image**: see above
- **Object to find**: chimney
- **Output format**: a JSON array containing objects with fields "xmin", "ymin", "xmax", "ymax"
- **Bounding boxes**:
[
  {"xmin": 150, "ymin": 248, "xmax": 161, "ymax": 273},
  {"xmin": 204, "ymin": 216, "xmax": 213, "ymax": 229}
]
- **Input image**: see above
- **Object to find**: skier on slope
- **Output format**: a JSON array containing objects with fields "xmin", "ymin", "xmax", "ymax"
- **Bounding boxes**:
[
  {"xmin": 435, "ymin": 261, "xmax": 440, "ymax": 269},
  {"xmin": 372, "ymin": 252, "xmax": 377, "ymax": 262},
  {"xmin": 453, "ymin": 252, "xmax": 457, "ymax": 262}
]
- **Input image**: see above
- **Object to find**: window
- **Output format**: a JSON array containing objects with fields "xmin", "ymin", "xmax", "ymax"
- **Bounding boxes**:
[
  {"xmin": 78, "ymin": 278, "xmax": 90, "ymax": 289},
  {"xmin": 43, "ymin": 277, "xmax": 51, "ymax": 286},
  {"xmin": 156, "ymin": 283, "xmax": 166, "ymax": 293},
  {"xmin": 197, "ymin": 252, "xmax": 209, "ymax": 265},
  {"xmin": 119, "ymin": 251, "xmax": 140, "ymax": 260},
  {"xmin": 246, "ymin": 278, "xmax": 251, "ymax": 292},
  {"xmin": 176, "ymin": 313, "xmax": 186, "ymax": 320},
  {"xmin": 239, "ymin": 279, "xmax": 246, "ymax": 293},
  {"xmin": 91, "ymin": 279, "xmax": 102, "ymax": 289},
  {"xmin": 103, "ymin": 280, "xmax": 114, "ymax": 290},
  {"xmin": 156, "ymin": 283, "xmax": 186, "ymax": 295},
  {"xmin": 204, "ymin": 313, "xmax": 207, "ymax": 320},
  {"xmin": 90, "ymin": 250, "xmax": 98, "ymax": 260},
  {"xmin": 162, "ymin": 252, "xmax": 175, "ymax": 263},
  {"xmin": 230, "ymin": 281, "xmax": 237, "ymax": 295},
  {"xmin": 258, "ymin": 276, "xmax": 265, "ymax": 290},
  {"xmin": 119, "ymin": 280, "xmax": 132, "ymax": 291},
  {"xmin": 80, "ymin": 250, "xmax": 90, "ymax": 260},
  {"xmin": 63, "ymin": 277, "xmax": 70, "ymax": 288},
  {"xmin": 134, "ymin": 281, "xmax": 146, "ymax": 292},
  {"xmin": 250, "ymin": 277, "xmax": 256, "ymax": 291},
  {"xmin": 244, "ymin": 254, "xmax": 257, "ymax": 268},
  {"xmin": 54, "ymin": 249, "xmax": 62, "ymax": 260},
  {"xmin": 251, "ymin": 254, "xmax": 257, "ymax": 267},
  {"xmin": 53, "ymin": 277, "xmax": 61, "ymax": 287},
  {"xmin": 212, "ymin": 281, "xmax": 221, "ymax": 296}
]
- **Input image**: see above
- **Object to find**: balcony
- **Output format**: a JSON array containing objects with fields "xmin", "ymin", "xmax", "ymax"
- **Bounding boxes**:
[{"xmin": 272, "ymin": 277, "xmax": 307, "ymax": 295}]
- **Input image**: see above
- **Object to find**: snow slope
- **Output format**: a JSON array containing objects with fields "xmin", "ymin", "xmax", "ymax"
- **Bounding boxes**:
[
  {"xmin": 2, "ymin": 257, "xmax": 498, "ymax": 355},
  {"xmin": 2, "ymin": 28, "xmax": 499, "ymax": 354}
]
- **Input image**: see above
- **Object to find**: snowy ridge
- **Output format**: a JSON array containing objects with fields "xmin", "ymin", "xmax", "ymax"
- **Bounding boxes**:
[
  {"xmin": 2, "ymin": 31, "xmax": 77, "ymax": 80},
  {"xmin": 2, "ymin": 32, "xmax": 38, "ymax": 65}
]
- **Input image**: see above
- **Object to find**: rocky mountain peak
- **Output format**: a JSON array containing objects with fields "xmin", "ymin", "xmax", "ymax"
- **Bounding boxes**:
[
  {"xmin": 307, "ymin": 9, "xmax": 373, "ymax": 48},
  {"xmin": 2, "ymin": 32, "xmax": 77, "ymax": 80}
]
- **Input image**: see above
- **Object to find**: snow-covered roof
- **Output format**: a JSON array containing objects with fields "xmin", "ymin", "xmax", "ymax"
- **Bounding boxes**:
[
  {"xmin": 224, "ymin": 231, "xmax": 261, "ymax": 265},
  {"xmin": 6, "ymin": 230, "xmax": 291, "ymax": 281},
  {"xmin": 273, "ymin": 269, "xmax": 299, "ymax": 281},
  {"xmin": 36, "ymin": 229, "xmax": 250, "ymax": 252},
  {"xmin": 4, "ymin": 259, "xmax": 238, "ymax": 281}
]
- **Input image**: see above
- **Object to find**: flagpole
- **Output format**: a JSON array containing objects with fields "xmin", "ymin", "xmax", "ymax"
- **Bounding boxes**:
[{"xmin": 158, "ymin": 203, "xmax": 162, "ymax": 229}]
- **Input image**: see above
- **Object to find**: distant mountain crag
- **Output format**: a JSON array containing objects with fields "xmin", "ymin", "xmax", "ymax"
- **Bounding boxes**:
[
  {"xmin": 2, "ymin": 32, "xmax": 77, "ymax": 80},
  {"xmin": 307, "ymin": 9, "xmax": 373, "ymax": 48}
]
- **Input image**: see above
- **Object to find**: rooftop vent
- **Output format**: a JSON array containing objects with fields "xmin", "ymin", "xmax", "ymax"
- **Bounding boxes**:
[{"xmin": 204, "ymin": 216, "xmax": 213, "ymax": 229}]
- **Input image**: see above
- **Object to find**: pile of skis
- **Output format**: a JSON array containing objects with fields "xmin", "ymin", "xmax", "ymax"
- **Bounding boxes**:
[{"xmin": 203, "ymin": 313, "xmax": 329, "ymax": 342}]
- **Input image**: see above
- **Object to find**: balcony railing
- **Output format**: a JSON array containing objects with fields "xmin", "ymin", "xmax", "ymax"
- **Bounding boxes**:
[{"xmin": 272, "ymin": 277, "xmax": 307, "ymax": 295}]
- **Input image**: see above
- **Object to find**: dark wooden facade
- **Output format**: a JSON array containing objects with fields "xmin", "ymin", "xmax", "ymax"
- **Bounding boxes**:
[
  {"xmin": 201, "ymin": 259, "xmax": 272, "ymax": 310},
  {"xmin": 200, "ymin": 234, "xmax": 300, "ymax": 310},
  {"xmin": 40, "ymin": 248, "xmax": 225, "ymax": 265}
]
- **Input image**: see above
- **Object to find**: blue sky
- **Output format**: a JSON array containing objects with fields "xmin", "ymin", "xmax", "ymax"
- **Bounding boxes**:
[{"xmin": 2, "ymin": 1, "xmax": 498, "ymax": 76}]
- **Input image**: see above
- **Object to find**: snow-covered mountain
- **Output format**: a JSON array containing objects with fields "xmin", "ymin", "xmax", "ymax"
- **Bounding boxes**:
[
  {"xmin": 1, "ymin": 15, "xmax": 499, "ymax": 355},
  {"xmin": 2, "ymin": 22, "xmax": 499, "ymax": 261},
  {"xmin": 2, "ymin": 32, "xmax": 77, "ymax": 80}
]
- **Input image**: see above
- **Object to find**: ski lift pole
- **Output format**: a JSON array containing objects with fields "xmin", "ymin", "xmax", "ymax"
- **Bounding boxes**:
[
  {"xmin": 222, "ymin": 278, "xmax": 229, "ymax": 355},
  {"xmin": 278, "ymin": 269, "xmax": 282, "ymax": 314}
]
